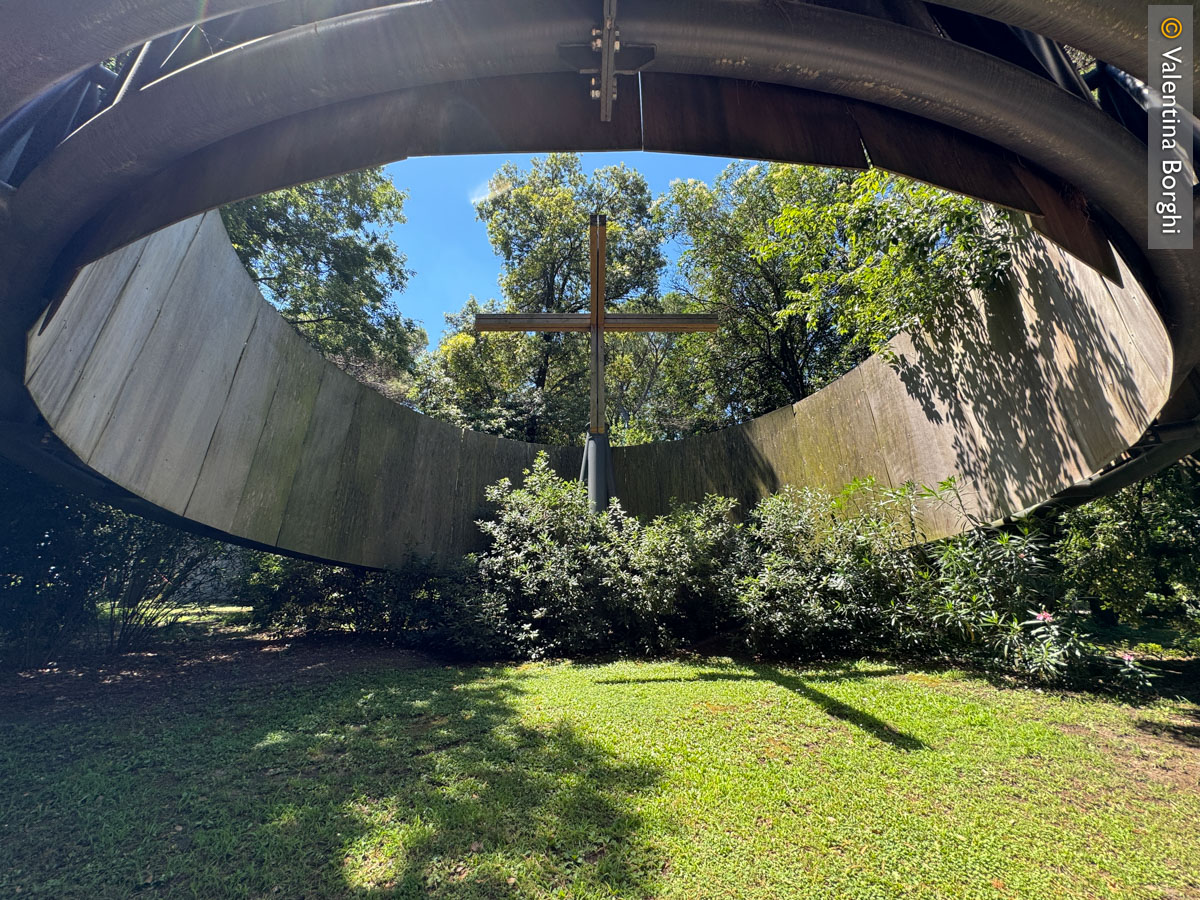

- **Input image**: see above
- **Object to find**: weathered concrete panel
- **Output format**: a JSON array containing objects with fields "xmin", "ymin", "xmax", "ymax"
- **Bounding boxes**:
[
  {"xmin": 184, "ymin": 304, "xmax": 280, "ymax": 532},
  {"xmin": 273, "ymin": 362, "xmax": 363, "ymax": 558},
  {"xmin": 230, "ymin": 331, "xmax": 327, "ymax": 547},
  {"xmin": 86, "ymin": 213, "xmax": 259, "ymax": 514},
  {"xmin": 616, "ymin": 223, "xmax": 1170, "ymax": 537},
  {"xmin": 38, "ymin": 219, "xmax": 204, "ymax": 463},
  {"xmin": 25, "ymin": 236, "xmax": 150, "ymax": 423}
]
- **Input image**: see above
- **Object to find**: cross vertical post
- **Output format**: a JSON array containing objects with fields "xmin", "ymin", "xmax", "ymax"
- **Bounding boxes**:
[{"xmin": 586, "ymin": 213, "xmax": 611, "ymax": 512}]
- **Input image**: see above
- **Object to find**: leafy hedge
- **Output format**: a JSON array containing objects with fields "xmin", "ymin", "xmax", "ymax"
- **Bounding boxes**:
[
  {"xmin": 0, "ymin": 458, "xmax": 216, "ymax": 669},
  {"xmin": 245, "ymin": 455, "xmax": 1156, "ymax": 690}
]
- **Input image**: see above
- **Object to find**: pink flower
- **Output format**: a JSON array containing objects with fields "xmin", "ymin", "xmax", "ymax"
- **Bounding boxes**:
[
  {"xmin": 1035, "ymin": 611, "xmax": 1053, "ymax": 622},
  {"xmin": 1120, "ymin": 653, "xmax": 1135, "ymax": 663}
]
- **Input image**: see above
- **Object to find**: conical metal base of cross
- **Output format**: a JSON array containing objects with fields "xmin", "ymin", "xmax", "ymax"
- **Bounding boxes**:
[{"xmin": 579, "ymin": 431, "xmax": 615, "ymax": 513}]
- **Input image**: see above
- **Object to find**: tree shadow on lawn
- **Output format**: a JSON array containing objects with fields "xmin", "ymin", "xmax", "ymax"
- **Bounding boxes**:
[
  {"xmin": 237, "ymin": 667, "xmax": 665, "ymax": 897},
  {"xmin": 595, "ymin": 662, "xmax": 927, "ymax": 752},
  {"xmin": 1135, "ymin": 704, "xmax": 1200, "ymax": 750},
  {"xmin": 1141, "ymin": 656, "xmax": 1200, "ymax": 706},
  {"xmin": 2, "ymin": 655, "xmax": 664, "ymax": 899}
]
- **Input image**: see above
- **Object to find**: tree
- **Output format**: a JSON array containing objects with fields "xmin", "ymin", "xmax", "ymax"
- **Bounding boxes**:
[
  {"xmin": 417, "ymin": 158, "xmax": 1014, "ymax": 443},
  {"xmin": 664, "ymin": 163, "xmax": 1014, "ymax": 429},
  {"xmin": 415, "ymin": 154, "xmax": 667, "ymax": 445},
  {"xmin": 768, "ymin": 166, "xmax": 1014, "ymax": 353},
  {"xmin": 221, "ymin": 168, "xmax": 425, "ymax": 387},
  {"xmin": 666, "ymin": 165, "xmax": 855, "ymax": 426},
  {"xmin": 410, "ymin": 299, "xmax": 543, "ymax": 440},
  {"xmin": 1055, "ymin": 462, "xmax": 1200, "ymax": 628}
]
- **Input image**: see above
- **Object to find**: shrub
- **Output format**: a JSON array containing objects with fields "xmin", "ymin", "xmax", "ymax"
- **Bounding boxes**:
[
  {"xmin": 1055, "ymin": 462, "xmax": 1200, "ymax": 628},
  {"xmin": 242, "ymin": 453, "xmax": 1155, "ymax": 689},
  {"xmin": 1, "ymin": 462, "xmax": 102, "ymax": 668},
  {"xmin": 241, "ymin": 553, "xmax": 506, "ymax": 658},
  {"xmin": 475, "ymin": 454, "xmax": 743, "ymax": 658},
  {"xmin": 0, "ymin": 458, "xmax": 216, "ymax": 668},
  {"xmin": 733, "ymin": 478, "xmax": 1098, "ymax": 682},
  {"xmin": 91, "ymin": 510, "xmax": 217, "ymax": 655},
  {"xmin": 737, "ymin": 480, "xmax": 925, "ymax": 657}
]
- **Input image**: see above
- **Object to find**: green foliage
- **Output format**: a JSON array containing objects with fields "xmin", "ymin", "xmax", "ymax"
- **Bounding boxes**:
[
  {"xmin": 476, "ymin": 154, "xmax": 664, "ymax": 316},
  {"xmin": 1055, "ymin": 462, "xmax": 1200, "ymax": 630},
  {"xmin": 476, "ymin": 460, "xmax": 1147, "ymax": 687},
  {"xmin": 737, "ymin": 481, "xmax": 924, "ymax": 658},
  {"xmin": 415, "ymin": 158, "xmax": 1015, "ymax": 443},
  {"xmin": 768, "ymin": 166, "xmax": 1013, "ymax": 352},
  {"xmin": 0, "ymin": 459, "xmax": 216, "ymax": 668},
  {"xmin": 736, "ymin": 479, "xmax": 1109, "ymax": 684},
  {"xmin": 241, "ymin": 554, "xmax": 505, "ymax": 659},
  {"xmin": 222, "ymin": 168, "xmax": 424, "ymax": 375},
  {"xmin": 662, "ymin": 164, "xmax": 1014, "ymax": 430},
  {"xmin": 414, "ymin": 154, "xmax": 665, "ymax": 444},
  {"xmin": 247, "ymin": 454, "xmax": 1149, "ymax": 688},
  {"xmin": 475, "ymin": 455, "xmax": 742, "ymax": 657},
  {"xmin": 665, "ymin": 165, "xmax": 858, "ymax": 425},
  {"xmin": 1, "ymin": 461, "xmax": 103, "ymax": 668}
]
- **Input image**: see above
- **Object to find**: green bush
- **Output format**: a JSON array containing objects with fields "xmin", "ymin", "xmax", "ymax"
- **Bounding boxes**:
[
  {"xmin": 475, "ymin": 455, "xmax": 743, "ymax": 657},
  {"xmin": 737, "ymin": 481, "xmax": 917, "ymax": 657},
  {"xmin": 242, "ymin": 454, "xmax": 1154, "ymax": 689},
  {"xmin": 1055, "ymin": 462, "xmax": 1200, "ymax": 630},
  {"xmin": 1, "ymin": 459, "xmax": 215, "ymax": 669},
  {"xmin": 1, "ymin": 462, "xmax": 102, "ymax": 668},
  {"xmin": 735, "ymin": 479, "xmax": 1104, "ymax": 683},
  {"xmin": 241, "ymin": 553, "xmax": 506, "ymax": 658}
]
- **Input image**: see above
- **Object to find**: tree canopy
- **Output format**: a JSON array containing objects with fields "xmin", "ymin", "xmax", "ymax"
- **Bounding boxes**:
[
  {"xmin": 414, "ymin": 154, "xmax": 1013, "ymax": 445},
  {"xmin": 413, "ymin": 154, "xmax": 667, "ymax": 444},
  {"xmin": 222, "ymin": 168, "xmax": 425, "ymax": 385}
]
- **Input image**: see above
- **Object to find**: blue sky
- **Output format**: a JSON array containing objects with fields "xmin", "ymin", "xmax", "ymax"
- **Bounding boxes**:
[{"xmin": 383, "ymin": 152, "xmax": 736, "ymax": 344}]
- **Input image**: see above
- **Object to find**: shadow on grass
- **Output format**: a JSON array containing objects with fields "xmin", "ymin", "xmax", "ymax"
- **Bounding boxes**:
[
  {"xmin": 1, "ymin": 661, "xmax": 664, "ymax": 898},
  {"xmin": 595, "ymin": 662, "xmax": 927, "ymax": 752},
  {"xmin": 1135, "ymin": 706, "xmax": 1200, "ymax": 749},
  {"xmin": 249, "ymin": 668, "xmax": 663, "ymax": 897},
  {"xmin": 1142, "ymin": 657, "xmax": 1200, "ymax": 706}
]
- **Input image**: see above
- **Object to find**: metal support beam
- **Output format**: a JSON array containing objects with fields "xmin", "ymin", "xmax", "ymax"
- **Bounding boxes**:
[{"xmin": 588, "ymin": 212, "xmax": 606, "ymax": 437}]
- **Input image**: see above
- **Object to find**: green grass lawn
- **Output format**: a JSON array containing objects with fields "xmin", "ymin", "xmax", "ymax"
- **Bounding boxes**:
[{"xmin": 1, "ymin": 637, "xmax": 1197, "ymax": 899}]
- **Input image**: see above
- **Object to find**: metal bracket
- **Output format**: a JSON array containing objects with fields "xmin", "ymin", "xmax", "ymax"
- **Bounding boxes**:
[{"xmin": 557, "ymin": 0, "xmax": 655, "ymax": 121}]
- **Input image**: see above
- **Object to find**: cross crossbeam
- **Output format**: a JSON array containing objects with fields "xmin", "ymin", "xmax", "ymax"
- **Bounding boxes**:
[
  {"xmin": 474, "ymin": 213, "xmax": 718, "ymax": 510},
  {"xmin": 473, "ymin": 313, "xmax": 720, "ymax": 333}
]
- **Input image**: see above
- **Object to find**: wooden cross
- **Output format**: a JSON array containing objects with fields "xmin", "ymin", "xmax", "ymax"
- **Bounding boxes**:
[{"xmin": 475, "ymin": 213, "xmax": 718, "ymax": 511}]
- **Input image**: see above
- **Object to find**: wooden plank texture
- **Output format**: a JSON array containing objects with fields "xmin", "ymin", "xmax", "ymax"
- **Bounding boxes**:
[
  {"xmin": 229, "ymin": 334, "xmax": 327, "ymax": 547},
  {"xmin": 849, "ymin": 101, "xmax": 1042, "ymax": 214},
  {"xmin": 86, "ymin": 213, "xmax": 259, "ymax": 514},
  {"xmin": 25, "ymin": 235, "xmax": 150, "ymax": 422},
  {"xmin": 41, "ymin": 218, "xmax": 204, "ymax": 463},
  {"xmin": 641, "ymin": 74, "xmax": 868, "ymax": 170}
]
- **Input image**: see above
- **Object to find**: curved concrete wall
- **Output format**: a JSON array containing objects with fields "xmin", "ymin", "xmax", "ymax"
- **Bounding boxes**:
[
  {"xmin": 615, "ymin": 227, "xmax": 1172, "ymax": 535},
  {"xmin": 25, "ymin": 211, "xmax": 1170, "ymax": 564},
  {"xmin": 25, "ymin": 212, "xmax": 577, "ymax": 565}
]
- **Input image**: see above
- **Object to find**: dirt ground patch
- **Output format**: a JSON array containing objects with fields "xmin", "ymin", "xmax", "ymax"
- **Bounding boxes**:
[
  {"xmin": 0, "ymin": 631, "xmax": 433, "ymax": 723},
  {"xmin": 1059, "ymin": 715, "xmax": 1200, "ymax": 795}
]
